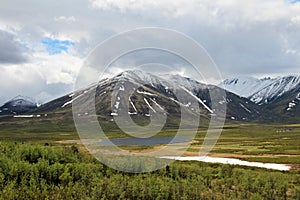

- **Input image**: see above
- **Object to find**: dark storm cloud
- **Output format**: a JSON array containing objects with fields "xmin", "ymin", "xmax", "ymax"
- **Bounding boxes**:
[{"xmin": 0, "ymin": 30, "xmax": 29, "ymax": 64}]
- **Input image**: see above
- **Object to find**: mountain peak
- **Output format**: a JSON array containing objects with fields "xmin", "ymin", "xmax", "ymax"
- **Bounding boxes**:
[
  {"xmin": 260, "ymin": 77, "xmax": 272, "ymax": 81},
  {"xmin": 119, "ymin": 69, "xmax": 148, "ymax": 77},
  {"xmin": 220, "ymin": 76, "xmax": 270, "ymax": 98},
  {"xmin": 9, "ymin": 95, "xmax": 36, "ymax": 103},
  {"xmin": 114, "ymin": 70, "xmax": 208, "ymax": 92},
  {"xmin": 223, "ymin": 76, "xmax": 258, "ymax": 84},
  {"xmin": 0, "ymin": 95, "xmax": 38, "ymax": 115}
]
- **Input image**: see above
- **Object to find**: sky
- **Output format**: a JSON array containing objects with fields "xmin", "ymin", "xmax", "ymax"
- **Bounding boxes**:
[{"xmin": 0, "ymin": 0, "xmax": 300, "ymax": 105}]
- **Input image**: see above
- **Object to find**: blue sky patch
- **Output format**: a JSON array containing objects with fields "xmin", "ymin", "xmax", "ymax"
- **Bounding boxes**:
[
  {"xmin": 41, "ymin": 37, "xmax": 75, "ymax": 55},
  {"xmin": 290, "ymin": 0, "xmax": 300, "ymax": 3}
]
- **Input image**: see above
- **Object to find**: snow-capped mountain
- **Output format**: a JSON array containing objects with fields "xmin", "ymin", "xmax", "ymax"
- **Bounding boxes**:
[
  {"xmin": 219, "ymin": 76, "xmax": 273, "ymax": 98},
  {"xmin": 118, "ymin": 70, "xmax": 207, "ymax": 91},
  {"xmin": 220, "ymin": 75, "xmax": 300, "ymax": 105},
  {"xmin": 33, "ymin": 70, "xmax": 261, "ymax": 122},
  {"xmin": 263, "ymin": 88, "xmax": 300, "ymax": 121},
  {"xmin": 250, "ymin": 75, "xmax": 300, "ymax": 105},
  {"xmin": 2, "ymin": 72, "xmax": 299, "ymax": 122},
  {"xmin": 0, "ymin": 95, "xmax": 38, "ymax": 115}
]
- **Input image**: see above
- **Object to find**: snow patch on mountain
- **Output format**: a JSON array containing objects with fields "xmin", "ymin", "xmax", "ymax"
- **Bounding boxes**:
[
  {"xmin": 181, "ymin": 87, "xmax": 214, "ymax": 114},
  {"xmin": 149, "ymin": 98, "xmax": 164, "ymax": 111},
  {"xmin": 137, "ymin": 89, "xmax": 157, "ymax": 96},
  {"xmin": 62, "ymin": 93, "xmax": 84, "ymax": 108},
  {"xmin": 296, "ymin": 93, "xmax": 300, "ymax": 101},
  {"xmin": 239, "ymin": 103, "xmax": 252, "ymax": 113},
  {"xmin": 286, "ymin": 92, "xmax": 300, "ymax": 111}
]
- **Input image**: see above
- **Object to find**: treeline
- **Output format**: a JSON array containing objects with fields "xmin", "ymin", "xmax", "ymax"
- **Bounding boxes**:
[{"xmin": 0, "ymin": 142, "xmax": 299, "ymax": 200}]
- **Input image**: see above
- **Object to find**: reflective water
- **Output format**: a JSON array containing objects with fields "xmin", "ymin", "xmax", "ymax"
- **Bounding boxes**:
[{"xmin": 160, "ymin": 156, "xmax": 291, "ymax": 171}]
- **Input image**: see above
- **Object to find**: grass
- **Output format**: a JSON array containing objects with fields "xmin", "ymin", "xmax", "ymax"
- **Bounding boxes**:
[
  {"xmin": 243, "ymin": 156, "xmax": 300, "ymax": 164},
  {"xmin": 0, "ymin": 116, "xmax": 300, "ymax": 199},
  {"xmin": 188, "ymin": 124, "xmax": 300, "ymax": 157},
  {"xmin": 1, "ymin": 115, "xmax": 300, "ymax": 164},
  {"xmin": 0, "ymin": 116, "xmax": 78, "ymax": 143}
]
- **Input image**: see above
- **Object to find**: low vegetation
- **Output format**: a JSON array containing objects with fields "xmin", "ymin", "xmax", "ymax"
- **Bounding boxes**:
[
  {"xmin": 0, "ymin": 117, "xmax": 300, "ymax": 199},
  {"xmin": 0, "ymin": 142, "xmax": 299, "ymax": 200}
]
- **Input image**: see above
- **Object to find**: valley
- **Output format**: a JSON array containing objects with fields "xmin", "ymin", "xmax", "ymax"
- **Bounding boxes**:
[
  {"xmin": 1, "ymin": 70, "xmax": 300, "ymax": 167},
  {"xmin": 0, "ymin": 70, "xmax": 299, "ymax": 199},
  {"xmin": 1, "ymin": 115, "xmax": 300, "ymax": 199},
  {"xmin": 1, "ymin": 115, "xmax": 299, "ymax": 167}
]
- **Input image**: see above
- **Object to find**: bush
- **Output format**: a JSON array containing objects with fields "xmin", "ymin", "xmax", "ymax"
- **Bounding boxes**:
[{"xmin": 0, "ymin": 142, "xmax": 298, "ymax": 199}]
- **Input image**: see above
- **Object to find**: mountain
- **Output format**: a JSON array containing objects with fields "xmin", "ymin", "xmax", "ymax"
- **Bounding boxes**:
[
  {"xmin": 220, "ymin": 75, "xmax": 300, "ymax": 105},
  {"xmin": 250, "ymin": 75, "xmax": 300, "ymax": 105},
  {"xmin": 32, "ymin": 70, "xmax": 262, "ymax": 123},
  {"xmin": 263, "ymin": 88, "xmax": 300, "ymax": 121},
  {"xmin": 2, "ymin": 72, "xmax": 298, "ymax": 123},
  {"xmin": 219, "ymin": 76, "xmax": 273, "ymax": 98},
  {"xmin": 0, "ymin": 95, "xmax": 38, "ymax": 115}
]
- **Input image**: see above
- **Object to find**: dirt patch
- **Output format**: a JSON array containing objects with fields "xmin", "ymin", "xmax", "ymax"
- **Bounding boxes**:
[{"xmin": 288, "ymin": 164, "xmax": 300, "ymax": 171}]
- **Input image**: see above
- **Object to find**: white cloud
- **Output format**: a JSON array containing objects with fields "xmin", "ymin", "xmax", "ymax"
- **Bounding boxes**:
[
  {"xmin": 89, "ymin": 0, "xmax": 300, "ymax": 23},
  {"xmin": 33, "ymin": 52, "xmax": 82, "ymax": 84},
  {"xmin": 54, "ymin": 16, "xmax": 76, "ymax": 23},
  {"xmin": 0, "ymin": 50, "xmax": 82, "ymax": 104},
  {"xmin": 90, "ymin": 0, "xmax": 208, "ymax": 18}
]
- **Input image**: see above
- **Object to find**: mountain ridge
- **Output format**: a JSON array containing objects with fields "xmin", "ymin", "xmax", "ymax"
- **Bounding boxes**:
[
  {"xmin": 220, "ymin": 75, "xmax": 300, "ymax": 105},
  {"xmin": 24, "ymin": 70, "xmax": 261, "ymax": 123},
  {"xmin": 1, "ymin": 71, "xmax": 299, "ymax": 122}
]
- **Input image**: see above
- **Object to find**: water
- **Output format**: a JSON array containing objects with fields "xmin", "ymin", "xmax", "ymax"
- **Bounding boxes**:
[
  {"xmin": 97, "ymin": 136, "xmax": 189, "ymax": 146},
  {"xmin": 160, "ymin": 156, "xmax": 291, "ymax": 171}
]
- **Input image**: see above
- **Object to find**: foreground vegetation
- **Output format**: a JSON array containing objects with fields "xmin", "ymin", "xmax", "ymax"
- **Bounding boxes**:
[
  {"xmin": 0, "ymin": 117, "xmax": 300, "ymax": 199},
  {"xmin": 0, "ymin": 142, "xmax": 299, "ymax": 200}
]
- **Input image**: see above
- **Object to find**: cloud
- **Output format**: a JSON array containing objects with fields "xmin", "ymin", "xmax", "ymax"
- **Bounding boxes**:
[
  {"xmin": 0, "ymin": 29, "xmax": 29, "ymax": 64},
  {"xmin": 89, "ymin": 0, "xmax": 196, "ymax": 17},
  {"xmin": 1, "ymin": 0, "xmax": 300, "ymax": 104},
  {"xmin": 0, "ymin": 49, "xmax": 81, "ymax": 105},
  {"xmin": 54, "ymin": 16, "xmax": 76, "ymax": 23},
  {"xmin": 87, "ymin": 0, "xmax": 300, "ymax": 76},
  {"xmin": 34, "ymin": 52, "xmax": 82, "ymax": 84}
]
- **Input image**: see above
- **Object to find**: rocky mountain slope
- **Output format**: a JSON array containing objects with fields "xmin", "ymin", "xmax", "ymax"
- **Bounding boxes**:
[
  {"xmin": 220, "ymin": 75, "xmax": 300, "ymax": 105},
  {"xmin": 219, "ymin": 75, "xmax": 300, "ymax": 121},
  {"xmin": 31, "ymin": 70, "xmax": 261, "ymax": 122},
  {"xmin": 3, "ymin": 71, "xmax": 299, "ymax": 123}
]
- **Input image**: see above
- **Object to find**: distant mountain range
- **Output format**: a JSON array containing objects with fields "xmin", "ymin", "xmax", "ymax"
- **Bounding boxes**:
[
  {"xmin": 219, "ymin": 75, "xmax": 300, "ymax": 121},
  {"xmin": 220, "ymin": 75, "xmax": 300, "ymax": 105},
  {"xmin": 0, "ymin": 95, "xmax": 38, "ymax": 115},
  {"xmin": 1, "ymin": 71, "xmax": 299, "ymax": 123}
]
